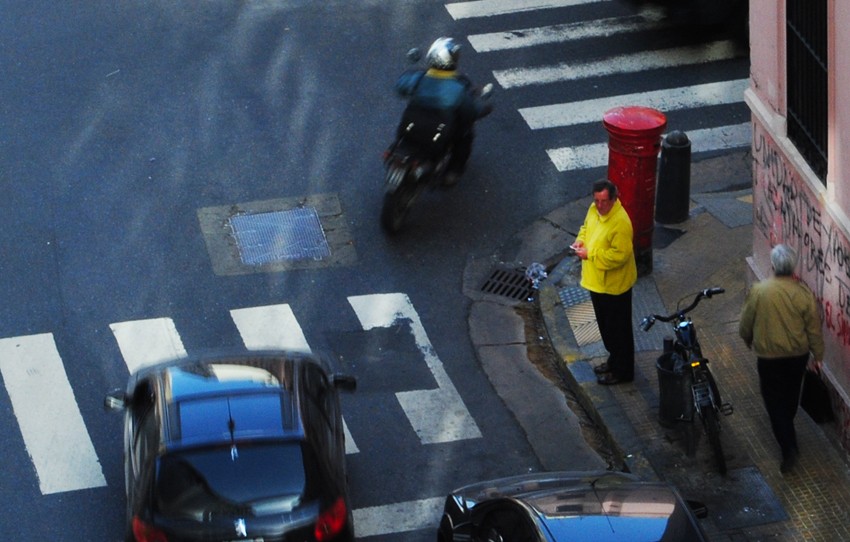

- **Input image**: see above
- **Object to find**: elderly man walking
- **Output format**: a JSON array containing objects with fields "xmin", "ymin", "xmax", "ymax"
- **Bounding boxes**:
[{"xmin": 739, "ymin": 244, "xmax": 824, "ymax": 473}]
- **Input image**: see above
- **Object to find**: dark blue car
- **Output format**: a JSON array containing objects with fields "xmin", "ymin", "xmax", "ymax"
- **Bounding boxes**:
[
  {"xmin": 437, "ymin": 471, "xmax": 709, "ymax": 542},
  {"xmin": 104, "ymin": 351, "xmax": 356, "ymax": 542}
]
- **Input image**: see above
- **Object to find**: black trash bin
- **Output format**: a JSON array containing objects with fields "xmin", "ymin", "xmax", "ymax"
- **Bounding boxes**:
[{"xmin": 656, "ymin": 351, "xmax": 694, "ymax": 424}]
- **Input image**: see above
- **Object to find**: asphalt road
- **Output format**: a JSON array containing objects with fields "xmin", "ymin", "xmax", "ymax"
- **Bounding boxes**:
[{"xmin": 0, "ymin": 0, "xmax": 749, "ymax": 539}]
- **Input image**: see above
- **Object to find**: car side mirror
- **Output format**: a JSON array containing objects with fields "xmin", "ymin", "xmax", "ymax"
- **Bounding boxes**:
[
  {"xmin": 332, "ymin": 374, "xmax": 357, "ymax": 392},
  {"xmin": 406, "ymin": 48, "xmax": 422, "ymax": 63},
  {"xmin": 104, "ymin": 389, "xmax": 128, "ymax": 412}
]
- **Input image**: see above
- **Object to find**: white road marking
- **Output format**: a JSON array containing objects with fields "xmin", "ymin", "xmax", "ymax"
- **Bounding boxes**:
[
  {"xmin": 547, "ymin": 122, "xmax": 753, "ymax": 171},
  {"xmin": 493, "ymin": 40, "xmax": 741, "ymax": 88},
  {"xmin": 520, "ymin": 79, "xmax": 749, "ymax": 129},
  {"xmin": 229, "ymin": 304, "xmax": 359, "ymax": 455},
  {"xmin": 468, "ymin": 13, "xmax": 667, "ymax": 52},
  {"xmin": 446, "ymin": 0, "xmax": 600, "ymax": 19},
  {"xmin": 0, "ymin": 334, "xmax": 106, "ymax": 494},
  {"xmin": 230, "ymin": 304, "xmax": 311, "ymax": 352},
  {"xmin": 110, "ymin": 317, "xmax": 187, "ymax": 374},
  {"xmin": 354, "ymin": 497, "xmax": 445, "ymax": 539},
  {"xmin": 348, "ymin": 293, "xmax": 482, "ymax": 444}
]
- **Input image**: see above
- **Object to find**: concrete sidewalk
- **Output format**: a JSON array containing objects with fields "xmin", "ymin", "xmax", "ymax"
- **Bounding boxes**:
[{"xmin": 465, "ymin": 151, "xmax": 850, "ymax": 541}]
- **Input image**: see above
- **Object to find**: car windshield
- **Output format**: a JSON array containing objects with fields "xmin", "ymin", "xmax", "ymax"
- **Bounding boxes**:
[
  {"xmin": 536, "ymin": 486, "xmax": 700, "ymax": 541},
  {"xmin": 156, "ymin": 441, "xmax": 317, "ymax": 520}
]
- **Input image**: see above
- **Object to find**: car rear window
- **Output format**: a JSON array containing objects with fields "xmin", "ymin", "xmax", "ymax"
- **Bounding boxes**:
[{"xmin": 156, "ymin": 441, "xmax": 317, "ymax": 519}]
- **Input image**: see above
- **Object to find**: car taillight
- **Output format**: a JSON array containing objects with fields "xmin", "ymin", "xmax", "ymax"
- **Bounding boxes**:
[
  {"xmin": 314, "ymin": 497, "xmax": 347, "ymax": 541},
  {"xmin": 132, "ymin": 516, "xmax": 168, "ymax": 542}
]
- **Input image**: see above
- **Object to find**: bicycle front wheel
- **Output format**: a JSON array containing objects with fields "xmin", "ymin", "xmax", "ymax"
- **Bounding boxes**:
[{"xmin": 702, "ymin": 407, "xmax": 727, "ymax": 475}]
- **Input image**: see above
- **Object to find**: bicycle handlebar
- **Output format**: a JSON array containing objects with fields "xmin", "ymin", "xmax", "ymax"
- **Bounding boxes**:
[{"xmin": 640, "ymin": 287, "xmax": 725, "ymax": 331}]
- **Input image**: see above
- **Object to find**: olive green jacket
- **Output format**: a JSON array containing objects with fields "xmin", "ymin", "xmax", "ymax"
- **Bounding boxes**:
[{"xmin": 739, "ymin": 276, "xmax": 825, "ymax": 361}]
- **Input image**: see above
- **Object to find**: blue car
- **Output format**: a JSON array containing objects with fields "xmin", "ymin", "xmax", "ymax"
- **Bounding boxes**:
[
  {"xmin": 104, "ymin": 351, "xmax": 356, "ymax": 542},
  {"xmin": 437, "ymin": 471, "xmax": 709, "ymax": 542}
]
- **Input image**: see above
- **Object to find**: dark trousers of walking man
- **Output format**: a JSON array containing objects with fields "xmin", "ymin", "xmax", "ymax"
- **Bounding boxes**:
[
  {"xmin": 590, "ymin": 289, "xmax": 635, "ymax": 381},
  {"xmin": 757, "ymin": 354, "xmax": 808, "ymax": 467}
]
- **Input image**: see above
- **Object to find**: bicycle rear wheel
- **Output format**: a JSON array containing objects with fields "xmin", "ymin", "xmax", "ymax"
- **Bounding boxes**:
[{"xmin": 702, "ymin": 407, "xmax": 727, "ymax": 475}]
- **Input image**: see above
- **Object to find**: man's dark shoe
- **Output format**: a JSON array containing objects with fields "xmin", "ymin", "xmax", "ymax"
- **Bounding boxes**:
[
  {"xmin": 593, "ymin": 362, "xmax": 610, "ymax": 375},
  {"xmin": 596, "ymin": 373, "xmax": 633, "ymax": 386}
]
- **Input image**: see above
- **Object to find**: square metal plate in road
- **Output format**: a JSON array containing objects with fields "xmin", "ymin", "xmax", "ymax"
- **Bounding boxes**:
[
  {"xmin": 230, "ymin": 207, "xmax": 330, "ymax": 265},
  {"xmin": 197, "ymin": 193, "xmax": 357, "ymax": 276}
]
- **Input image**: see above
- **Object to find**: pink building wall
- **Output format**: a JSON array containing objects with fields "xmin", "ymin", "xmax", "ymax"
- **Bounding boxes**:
[{"xmin": 745, "ymin": 0, "xmax": 850, "ymax": 451}]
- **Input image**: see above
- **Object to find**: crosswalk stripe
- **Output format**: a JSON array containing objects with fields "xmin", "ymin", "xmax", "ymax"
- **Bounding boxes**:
[
  {"xmin": 494, "ymin": 40, "xmax": 742, "ymax": 88},
  {"xmin": 348, "ymin": 293, "xmax": 482, "ymax": 444},
  {"xmin": 446, "ymin": 0, "xmax": 600, "ymax": 20},
  {"xmin": 468, "ymin": 12, "xmax": 667, "ymax": 52},
  {"xmin": 353, "ymin": 497, "xmax": 444, "ymax": 538},
  {"xmin": 229, "ymin": 304, "xmax": 360, "ymax": 455},
  {"xmin": 110, "ymin": 317, "xmax": 187, "ymax": 374},
  {"xmin": 546, "ymin": 122, "xmax": 752, "ymax": 171},
  {"xmin": 519, "ymin": 79, "xmax": 749, "ymax": 129},
  {"xmin": 230, "ymin": 304, "xmax": 311, "ymax": 352},
  {"xmin": 0, "ymin": 334, "xmax": 106, "ymax": 494}
]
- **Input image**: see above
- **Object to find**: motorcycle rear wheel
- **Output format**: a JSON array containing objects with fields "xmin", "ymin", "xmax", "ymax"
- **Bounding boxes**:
[{"xmin": 381, "ymin": 182, "xmax": 416, "ymax": 233}]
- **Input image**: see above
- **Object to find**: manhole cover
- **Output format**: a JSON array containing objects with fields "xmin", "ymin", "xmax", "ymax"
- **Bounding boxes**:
[
  {"xmin": 481, "ymin": 267, "xmax": 532, "ymax": 301},
  {"xmin": 691, "ymin": 466, "xmax": 788, "ymax": 531},
  {"xmin": 229, "ymin": 207, "xmax": 330, "ymax": 265}
]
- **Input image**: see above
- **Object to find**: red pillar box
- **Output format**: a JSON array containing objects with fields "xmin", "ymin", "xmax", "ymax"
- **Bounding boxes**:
[{"xmin": 602, "ymin": 106, "xmax": 667, "ymax": 276}]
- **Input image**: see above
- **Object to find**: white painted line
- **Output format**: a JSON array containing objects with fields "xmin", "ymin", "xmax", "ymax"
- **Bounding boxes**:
[
  {"xmin": 110, "ymin": 317, "xmax": 187, "ymax": 374},
  {"xmin": 548, "ymin": 142, "xmax": 609, "ymax": 172},
  {"xmin": 343, "ymin": 419, "xmax": 359, "ymax": 455},
  {"xmin": 230, "ymin": 304, "xmax": 359, "ymax": 454},
  {"xmin": 520, "ymin": 79, "xmax": 749, "ymax": 129},
  {"xmin": 494, "ymin": 40, "xmax": 741, "ymax": 88},
  {"xmin": 547, "ymin": 122, "xmax": 752, "ymax": 171},
  {"xmin": 230, "ymin": 304, "xmax": 311, "ymax": 352},
  {"xmin": 348, "ymin": 293, "xmax": 481, "ymax": 444},
  {"xmin": 468, "ymin": 13, "xmax": 667, "ymax": 52},
  {"xmin": 354, "ymin": 497, "xmax": 444, "ymax": 538},
  {"xmin": 446, "ymin": 0, "xmax": 600, "ymax": 19},
  {"xmin": 0, "ymin": 334, "xmax": 106, "ymax": 494}
]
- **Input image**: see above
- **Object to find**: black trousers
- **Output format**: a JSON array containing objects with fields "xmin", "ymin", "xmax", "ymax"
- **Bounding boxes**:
[
  {"xmin": 590, "ymin": 289, "xmax": 635, "ymax": 380},
  {"xmin": 448, "ymin": 129, "xmax": 474, "ymax": 174},
  {"xmin": 757, "ymin": 354, "xmax": 809, "ymax": 459}
]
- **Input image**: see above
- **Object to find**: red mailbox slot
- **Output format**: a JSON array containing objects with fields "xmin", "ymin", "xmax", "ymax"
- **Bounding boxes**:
[{"xmin": 602, "ymin": 106, "xmax": 667, "ymax": 276}]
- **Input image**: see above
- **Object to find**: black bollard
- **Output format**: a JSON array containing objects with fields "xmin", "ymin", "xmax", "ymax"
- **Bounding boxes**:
[{"xmin": 655, "ymin": 130, "xmax": 691, "ymax": 224}]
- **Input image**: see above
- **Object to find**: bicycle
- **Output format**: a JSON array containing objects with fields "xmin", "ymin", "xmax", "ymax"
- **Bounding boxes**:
[{"xmin": 640, "ymin": 287, "xmax": 734, "ymax": 475}]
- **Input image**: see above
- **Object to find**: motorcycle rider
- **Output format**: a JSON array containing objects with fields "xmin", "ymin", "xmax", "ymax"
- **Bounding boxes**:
[{"xmin": 394, "ymin": 37, "xmax": 492, "ymax": 186}]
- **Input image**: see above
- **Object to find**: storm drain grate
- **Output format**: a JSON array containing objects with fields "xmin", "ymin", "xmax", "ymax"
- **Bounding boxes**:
[
  {"xmin": 481, "ymin": 267, "xmax": 532, "ymax": 301},
  {"xmin": 229, "ymin": 207, "xmax": 331, "ymax": 266}
]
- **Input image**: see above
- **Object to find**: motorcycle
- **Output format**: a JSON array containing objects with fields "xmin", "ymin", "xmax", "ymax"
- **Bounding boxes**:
[{"xmin": 381, "ymin": 49, "xmax": 493, "ymax": 233}]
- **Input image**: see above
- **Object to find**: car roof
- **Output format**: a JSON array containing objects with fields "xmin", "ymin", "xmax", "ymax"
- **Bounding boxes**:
[
  {"xmin": 454, "ymin": 471, "xmax": 707, "ymax": 542},
  {"xmin": 147, "ymin": 353, "xmax": 323, "ymax": 451}
]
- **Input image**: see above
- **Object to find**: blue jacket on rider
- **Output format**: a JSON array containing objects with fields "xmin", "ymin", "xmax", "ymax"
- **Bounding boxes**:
[{"xmin": 395, "ymin": 68, "xmax": 482, "ymax": 126}]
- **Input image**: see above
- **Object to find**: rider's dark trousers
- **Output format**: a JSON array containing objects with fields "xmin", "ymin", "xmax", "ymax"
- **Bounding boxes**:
[
  {"xmin": 590, "ymin": 289, "xmax": 635, "ymax": 380},
  {"xmin": 448, "ymin": 130, "xmax": 474, "ymax": 174},
  {"xmin": 757, "ymin": 354, "xmax": 808, "ymax": 459}
]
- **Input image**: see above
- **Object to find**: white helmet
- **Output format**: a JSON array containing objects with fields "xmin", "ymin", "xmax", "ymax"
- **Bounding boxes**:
[{"xmin": 426, "ymin": 37, "xmax": 461, "ymax": 70}]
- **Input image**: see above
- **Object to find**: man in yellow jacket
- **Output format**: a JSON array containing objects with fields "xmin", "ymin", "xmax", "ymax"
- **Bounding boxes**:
[{"xmin": 571, "ymin": 180, "xmax": 638, "ymax": 385}]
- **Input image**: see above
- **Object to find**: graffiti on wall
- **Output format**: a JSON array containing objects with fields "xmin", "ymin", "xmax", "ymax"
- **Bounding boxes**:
[{"xmin": 753, "ymin": 123, "xmax": 850, "ymax": 349}]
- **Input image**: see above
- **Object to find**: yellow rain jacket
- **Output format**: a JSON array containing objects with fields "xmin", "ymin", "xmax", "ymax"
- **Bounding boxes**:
[{"xmin": 576, "ymin": 199, "xmax": 637, "ymax": 295}]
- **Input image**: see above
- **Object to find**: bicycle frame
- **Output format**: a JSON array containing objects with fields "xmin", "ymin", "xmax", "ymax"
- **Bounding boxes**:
[{"xmin": 642, "ymin": 288, "xmax": 731, "ymax": 474}]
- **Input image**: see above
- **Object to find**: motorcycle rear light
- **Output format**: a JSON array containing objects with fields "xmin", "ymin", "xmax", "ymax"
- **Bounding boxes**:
[
  {"xmin": 132, "ymin": 516, "xmax": 168, "ymax": 542},
  {"xmin": 314, "ymin": 497, "xmax": 347, "ymax": 541}
]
